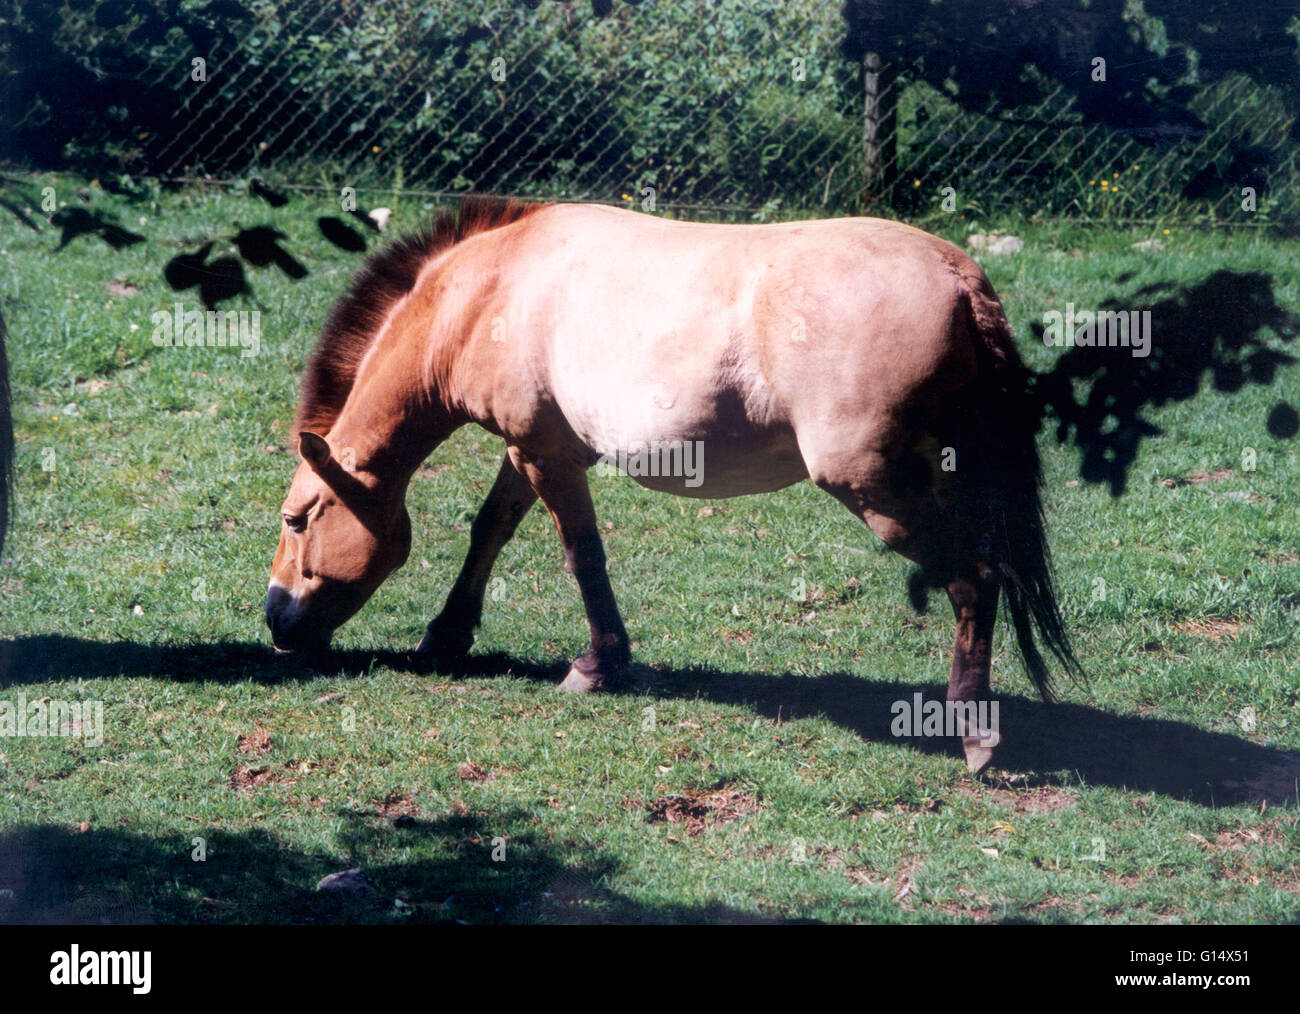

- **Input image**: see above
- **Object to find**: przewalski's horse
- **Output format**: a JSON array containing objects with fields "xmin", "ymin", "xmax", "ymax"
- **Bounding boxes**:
[{"xmin": 266, "ymin": 198, "xmax": 1080, "ymax": 773}]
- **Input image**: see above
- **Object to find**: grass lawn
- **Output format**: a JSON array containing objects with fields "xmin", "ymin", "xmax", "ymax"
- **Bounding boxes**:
[{"xmin": 0, "ymin": 175, "xmax": 1297, "ymax": 924}]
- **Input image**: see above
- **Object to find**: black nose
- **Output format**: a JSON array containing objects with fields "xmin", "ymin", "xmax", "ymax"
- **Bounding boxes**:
[
  {"xmin": 269, "ymin": 615, "xmax": 316, "ymax": 653},
  {"xmin": 265, "ymin": 587, "xmax": 331, "ymax": 654},
  {"xmin": 265, "ymin": 608, "xmax": 292, "ymax": 647},
  {"xmin": 265, "ymin": 585, "xmax": 300, "ymax": 650}
]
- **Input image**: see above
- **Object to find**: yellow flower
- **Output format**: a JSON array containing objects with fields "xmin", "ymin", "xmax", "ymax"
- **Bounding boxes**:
[
  {"xmin": 1112, "ymin": 172, "xmax": 1119, "ymax": 177},
  {"xmin": 1089, "ymin": 179, "xmax": 1096, "ymax": 185},
  {"xmin": 1162, "ymin": 228, "xmax": 1170, "ymax": 234},
  {"xmin": 913, "ymin": 178, "xmax": 921, "ymax": 187},
  {"xmin": 371, "ymin": 146, "xmax": 380, "ymax": 153}
]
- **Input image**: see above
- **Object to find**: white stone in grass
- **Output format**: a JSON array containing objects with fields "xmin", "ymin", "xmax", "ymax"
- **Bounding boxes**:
[{"xmin": 967, "ymin": 233, "xmax": 1023, "ymax": 255}]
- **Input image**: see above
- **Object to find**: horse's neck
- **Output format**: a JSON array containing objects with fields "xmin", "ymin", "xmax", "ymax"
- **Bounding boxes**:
[{"xmin": 328, "ymin": 343, "xmax": 460, "ymax": 486}]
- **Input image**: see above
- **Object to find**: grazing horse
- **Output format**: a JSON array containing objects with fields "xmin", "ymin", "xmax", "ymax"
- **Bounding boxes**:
[{"xmin": 266, "ymin": 198, "xmax": 1080, "ymax": 773}]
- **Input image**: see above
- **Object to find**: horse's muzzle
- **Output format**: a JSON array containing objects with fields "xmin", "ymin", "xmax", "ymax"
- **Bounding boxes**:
[{"xmin": 265, "ymin": 585, "xmax": 330, "ymax": 653}]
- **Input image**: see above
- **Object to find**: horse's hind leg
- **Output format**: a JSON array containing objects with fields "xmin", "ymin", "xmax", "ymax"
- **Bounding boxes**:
[
  {"xmin": 511, "ymin": 450, "xmax": 630, "ymax": 693},
  {"xmin": 946, "ymin": 569, "xmax": 1001, "ymax": 775},
  {"xmin": 415, "ymin": 452, "xmax": 537, "ymax": 666},
  {"xmin": 813, "ymin": 447, "xmax": 1002, "ymax": 774}
]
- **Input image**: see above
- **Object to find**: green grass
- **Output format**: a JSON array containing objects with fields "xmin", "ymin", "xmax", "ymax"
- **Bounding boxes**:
[{"xmin": 0, "ymin": 175, "xmax": 1298, "ymax": 924}]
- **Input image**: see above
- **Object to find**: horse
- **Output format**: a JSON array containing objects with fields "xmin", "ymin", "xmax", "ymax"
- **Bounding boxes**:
[{"xmin": 266, "ymin": 197, "xmax": 1080, "ymax": 774}]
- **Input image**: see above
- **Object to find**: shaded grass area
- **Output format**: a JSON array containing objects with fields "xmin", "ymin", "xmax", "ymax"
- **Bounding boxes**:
[{"xmin": 0, "ymin": 176, "xmax": 1298, "ymax": 923}]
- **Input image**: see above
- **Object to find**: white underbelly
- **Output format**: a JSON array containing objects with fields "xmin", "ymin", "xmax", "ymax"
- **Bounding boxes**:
[{"xmin": 589, "ymin": 429, "xmax": 808, "ymax": 499}]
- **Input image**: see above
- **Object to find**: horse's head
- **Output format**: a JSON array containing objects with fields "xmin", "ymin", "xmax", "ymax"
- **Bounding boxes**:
[{"xmin": 265, "ymin": 431, "xmax": 411, "ymax": 652}]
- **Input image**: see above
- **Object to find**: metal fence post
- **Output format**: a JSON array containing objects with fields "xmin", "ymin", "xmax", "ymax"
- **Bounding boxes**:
[{"xmin": 861, "ymin": 51, "xmax": 896, "ymax": 213}]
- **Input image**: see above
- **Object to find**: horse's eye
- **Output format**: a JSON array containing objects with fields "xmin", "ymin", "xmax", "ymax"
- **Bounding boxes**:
[{"xmin": 283, "ymin": 513, "xmax": 307, "ymax": 533}]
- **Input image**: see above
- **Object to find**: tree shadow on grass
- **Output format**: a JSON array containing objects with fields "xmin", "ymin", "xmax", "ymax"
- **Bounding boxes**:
[
  {"xmin": 2, "ymin": 636, "xmax": 1297, "ymax": 810},
  {"xmin": 1028, "ymin": 268, "xmax": 1298, "ymax": 496},
  {"xmin": 0, "ymin": 814, "xmax": 797, "ymax": 926}
]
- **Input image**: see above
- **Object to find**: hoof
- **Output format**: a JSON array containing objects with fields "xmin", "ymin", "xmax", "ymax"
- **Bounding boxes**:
[
  {"xmin": 558, "ymin": 664, "xmax": 610, "ymax": 693},
  {"xmin": 962, "ymin": 730, "xmax": 1001, "ymax": 776},
  {"xmin": 558, "ymin": 661, "xmax": 657, "ymax": 694},
  {"xmin": 412, "ymin": 626, "xmax": 473, "ymax": 671}
]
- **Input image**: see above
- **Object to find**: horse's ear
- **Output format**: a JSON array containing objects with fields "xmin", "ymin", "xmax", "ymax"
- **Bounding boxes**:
[{"xmin": 298, "ymin": 431, "xmax": 331, "ymax": 472}]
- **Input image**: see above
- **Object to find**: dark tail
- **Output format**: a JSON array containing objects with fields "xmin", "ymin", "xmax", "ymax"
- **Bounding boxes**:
[
  {"xmin": 961, "ymin": 283, "xmax": 1082, "ymax": 701},
  {"xmin": 0, "ymin": 310, "xmax": 11, "ymax": 556}
]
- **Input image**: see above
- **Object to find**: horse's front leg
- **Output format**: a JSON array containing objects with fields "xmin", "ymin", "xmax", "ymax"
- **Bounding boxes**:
[
  {"xmin": 415, "ymin": 452, "xmax": 538, "ymax": 667},
  {"xmin": 513, "ymin": 450, "xmax": 630, "ymax": 692},
  {"xmin": 946, "ymin": 569, "xmax": 1001, "ymax": 775}
]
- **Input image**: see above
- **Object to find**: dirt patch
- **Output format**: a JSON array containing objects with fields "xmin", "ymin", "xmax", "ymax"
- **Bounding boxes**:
[
  {"xmin": 1188, "ymin": 823, "xmax": 1285, "ymax": 855},
  {"xmin": 1189, "ymin": 823, "xmax": 1290, "ymax": 887},
  {"xmin": 1026, "ymin": 896, "xmax": 1077, "ymax": 916},
  {"xmin": 373, "ymin": 792, "xmax": 421, "ymax": 819},
  {"xmin": 1176, "ymin": 619, "xmax": 1244, "ymax": 640},
  {"xmin": 959, "ymin": 785, "xmax": 1076, "ymax": 814},
  {"xmin": 890, "ymin": 854, "xmax": 923, "ymax": 907},
  {"xmin": 457, "ymin": 761, "xmax": 493, "ymax": 782},
  {"xmin": 367, "ymin": 791, "xmax": 439, "ymax": 826},
  {"xmin": 1162, "ymin": 468, "xmax": 1233, "ymax": 487},
  {"xmin": 823, "ymin": 852, "xmax": 887, "ymax": 888},
  {"xmin": 229, "ymin": 763, "xmax": 290, "ymax": 791},
  {"xmin": 646, "ymin": 784, "xmax": 760, "ymax": 837},
  {"xmin": 229, "ymin": 758, "xmax": 328, "ymax": 793},
  {"xmin": 1011, "ymin": 788, "xmax": 1077, "ymax": 814},
  {"xmin": 842, "ymin": 865, "xmax": 884, "ymax": 888},
  {"xmin": 236, "ymin": 725, "xmax": 272, "ymax": 756},
  {"xmin": 932, "ymin": 890, "xmax": 994, "ymax": 923}
]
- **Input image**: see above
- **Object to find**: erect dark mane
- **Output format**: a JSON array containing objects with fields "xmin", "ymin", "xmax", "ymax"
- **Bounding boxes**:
[{"xmin": 292, "ymin": 196, "xmax": 547, "ymax": 440}]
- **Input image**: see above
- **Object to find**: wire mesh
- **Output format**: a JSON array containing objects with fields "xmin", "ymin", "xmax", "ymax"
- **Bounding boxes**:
[{"xmin": 3, "ymin": 0, "xmax": 1295, "ymax": 222}]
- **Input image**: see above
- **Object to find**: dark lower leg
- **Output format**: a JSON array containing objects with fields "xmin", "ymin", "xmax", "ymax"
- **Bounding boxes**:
[
  {"xmin": 946, "ymin": 568, "xmax": 1000, "ymax": 774},
  {"xmin": 416, "ymin": 454, "xmax": 537, "ymax": 661},
  {"xmin": 562, "ymin": 527, "xmax": 631, "ymax": 682},
  {"xmin": 518, "ymin": 458, "xmax": 629, "ymax": 691}
]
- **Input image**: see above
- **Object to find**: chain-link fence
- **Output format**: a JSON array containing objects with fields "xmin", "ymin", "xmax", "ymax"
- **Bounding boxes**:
[{"xmin": 3, "ymin": 0, "xmax": 1297, "ymax": 222}]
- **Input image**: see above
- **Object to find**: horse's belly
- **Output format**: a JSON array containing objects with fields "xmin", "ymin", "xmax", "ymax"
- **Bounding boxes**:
[{"xmin": 596, "ymin": 428, "xmax": 808, "ymax": 499}]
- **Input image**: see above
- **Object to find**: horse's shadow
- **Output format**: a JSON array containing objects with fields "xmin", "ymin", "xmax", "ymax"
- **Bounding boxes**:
[{"xmin": 3, "ymin": 635, "xmax": 1296, "ymax": 810}]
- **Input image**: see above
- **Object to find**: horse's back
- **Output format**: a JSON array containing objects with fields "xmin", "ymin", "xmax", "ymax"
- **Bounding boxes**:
[{"xmin": 448, "ymin": 205, "xmax": 993, "ymax": 496}]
